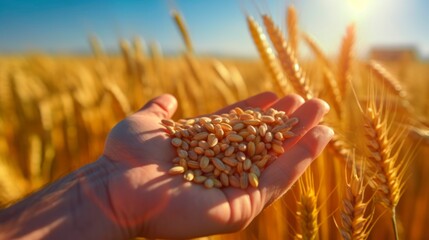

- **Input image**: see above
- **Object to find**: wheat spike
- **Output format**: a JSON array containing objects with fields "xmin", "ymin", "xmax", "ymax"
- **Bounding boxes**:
[
  {"xmin": 359, "ymin": 85, "xmax": 410, "ymax": 240},
  {"xmin": 322, "ymin": 67, "xmax": 343, "ymax": 119},
  {"xmin": 119, "ymin": 39, "xmax": 135, "ymax": 75},
  {"xmin": 287, "ymin": 5, "xmax": 299, "ymax": 56},
  {"xmin": 302, "ymin": 32, "xmax": 332, "ymax": 70},
  {"xmin": 262, "ymin": 15, "xmax": 313, "ymax": 100},
  {"xmin": 133, "ymin": 36, "xmax": 146, "ymax": 62},
  {"xmin": 229, "ymin": 65, "xmax": 249, "ymax": 100},
  {"xmin": 297, "ymin": 169, "xmax": 319, "ymax": 240},
  {"xmin": 172, "ymin": 10, "xmax": 194, "ymax": 53},
  {"xmin": 88, "ymin": 35, "xmax": 104, "ymax": 60},
  {"xmin": 104, "ymin": 83, "xmax": 131, "ymax": 118},
  {"xmin": 337, "ymin": 24, "xmax": 355, "ymax": 100},
  {"xmin": 338, "ymin": 156, "xmax": 374, "ymax": 240},
  {"xmin": 246, "ymin": 16, "xmax": 288, "ymax": 96},
  {"xmin": 367, "ymin": 60, "xmax": 417, "ymax": 118},
  {"xmin": 327, "ymin": 134, "xmax": 351, "ymax": 164}
]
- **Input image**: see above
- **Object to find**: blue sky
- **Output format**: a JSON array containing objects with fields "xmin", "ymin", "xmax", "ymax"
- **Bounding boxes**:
[{"xmin": 0, "ymin": 0, "xmax": 428, "ymax": 58}]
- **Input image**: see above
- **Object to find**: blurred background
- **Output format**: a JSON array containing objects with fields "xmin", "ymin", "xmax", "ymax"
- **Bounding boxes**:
[{"xmin": 1, "ymin": 0, "xmax": 429, "ymax": 239}]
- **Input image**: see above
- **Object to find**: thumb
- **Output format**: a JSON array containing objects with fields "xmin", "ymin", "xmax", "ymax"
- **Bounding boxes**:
[{"xmin": 137, "ymin": 94, "xmax": 178, "ymax": 119}]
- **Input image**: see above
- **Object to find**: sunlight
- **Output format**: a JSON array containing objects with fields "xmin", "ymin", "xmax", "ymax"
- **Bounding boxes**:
[{"xmin": 347, "ymin": 0, "xmax": 372, "ymax": 20}]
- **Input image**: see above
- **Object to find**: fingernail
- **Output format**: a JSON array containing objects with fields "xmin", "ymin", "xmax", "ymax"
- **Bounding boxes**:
[
  {"xmin": 321, "ymin": 100, "xmax": 330, "ymax": 114},
  {"xmin": 327, "ymin": 127, "xmax": 334, "ymax": 139},
  {"xmin": 158, "ymin": 94, "xmax": 177, "ymax": 113}
]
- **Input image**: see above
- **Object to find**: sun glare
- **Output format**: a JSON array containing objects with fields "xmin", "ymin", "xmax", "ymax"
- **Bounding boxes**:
[{"xmin": 347, "ymin": 0, "xmax": 372, "ymax": 20}]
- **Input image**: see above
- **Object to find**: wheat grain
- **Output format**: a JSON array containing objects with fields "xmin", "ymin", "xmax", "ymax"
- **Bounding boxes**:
[{"xmin": 163, "ymin": 107, "xmax": 299, "ymax": 189}]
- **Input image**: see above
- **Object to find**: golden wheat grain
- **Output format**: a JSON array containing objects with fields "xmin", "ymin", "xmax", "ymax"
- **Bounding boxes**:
[
  {"xmin": 262, "ymin": 15, "xmax": 313, "ymax": 100},
  {"xmin": 163, "ymin": 107, "xmax": 298, "ymax": 189}
]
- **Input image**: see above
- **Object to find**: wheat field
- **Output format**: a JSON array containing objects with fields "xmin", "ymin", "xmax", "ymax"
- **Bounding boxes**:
[{"xmin": 1, "ymin": 5, "xmax": 429, "ymax": 240}]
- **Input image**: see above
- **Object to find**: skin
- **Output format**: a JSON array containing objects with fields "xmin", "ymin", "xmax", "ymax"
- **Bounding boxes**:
[{"xmin": 0, "ymin": 92, "xmax": 333, "ymax": 239}]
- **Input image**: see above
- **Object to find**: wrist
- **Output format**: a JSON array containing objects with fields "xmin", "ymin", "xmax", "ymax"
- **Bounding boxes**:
[{"xmin": 0, "ymin": 157, "xmax": 127, "ymax": 240}]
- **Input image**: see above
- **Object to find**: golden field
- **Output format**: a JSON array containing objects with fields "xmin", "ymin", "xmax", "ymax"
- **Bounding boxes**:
[{"xmin": 1, "ymin": 6, "xmax": 429, "ymax": 239}]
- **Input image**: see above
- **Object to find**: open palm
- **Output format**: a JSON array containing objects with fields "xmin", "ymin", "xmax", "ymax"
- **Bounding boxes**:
[{"xmin": 102, "ymin": 92, "xmax": 332, "ymax": 239}]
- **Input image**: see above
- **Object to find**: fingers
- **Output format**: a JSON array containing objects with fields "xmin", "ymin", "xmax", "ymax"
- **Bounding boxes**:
[
  {"xmin": 283, "ymin": 98, "xmax": 330, "ymax": 150},
  {"xmin": 214, "ymin": 92, "xmax": 278, "ymax": 114},
  {"xmin": 136, "ymin": 94, "xmax": 178, "ymax": 119},
  {"xmin": 268, "ymin": 94, "xmax": 305, "ymax": 115},
  {"xmin": 259, "ymin": 125, "xmax": 334, "ymax": 204}
]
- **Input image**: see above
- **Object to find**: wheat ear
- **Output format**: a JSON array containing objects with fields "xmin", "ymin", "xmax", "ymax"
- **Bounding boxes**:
[
  {"xmin": 357, "ymin": 85, "xmax": 409, "ymax": 240},
  {"xmin": 338, "ymin": 156, "xmax": 374, "ymax": 240},
  {"xmin": 88, "ymin": 35, "xmax": 104, "ymax": 60},
  {"xmin": 287, "ymin": 5, "xmax": 299, "ymax": 56},
  {"xmin": 119, "ymin": 39, "xmax": 134, "ymax": 75},
  {"xmin": 171, "ymin": 10, "xmax": 194, "ymax": 53},
  {"xmin": 297, "ymin": 169, "xmax": 319, "ymax": 240},
  {"xmin": 322, "ymin": 67, "xmax": 343, "ymax": 119},
  {"xmin": 337, "ymin": 24, "xmax": 355, "ymax": 100},
  {"xmin": 302, "ymin": 32, "xmax": 332, "ymax": 70},
  {"xmin": 246, "ymin": 16, "xmax": 288, "ymax": 96},
  {"xmin": 262, "ymin": 15, "xmax": 313, "ymax": 100},
  {"xmin": 327, "ymin": 134, "xmax": 351, "ymax": 164}
]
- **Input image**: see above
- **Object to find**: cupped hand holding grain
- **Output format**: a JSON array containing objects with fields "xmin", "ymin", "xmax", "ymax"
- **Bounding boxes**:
[
  {"xmin": 102, "ymin": 91, "xmax": 333, "ymax": 239},
  {"xmin": 0, "ymin": 92, "xmax": 332, "ymax": 240}
]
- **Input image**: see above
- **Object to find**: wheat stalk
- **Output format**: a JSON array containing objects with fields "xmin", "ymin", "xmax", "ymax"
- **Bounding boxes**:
[{"xmin": 262, "ymin": 15, "xmax": 313, "ymax": 100}]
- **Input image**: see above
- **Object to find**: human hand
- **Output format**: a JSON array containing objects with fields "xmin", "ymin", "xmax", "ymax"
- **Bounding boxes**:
[{"xmin": 102, "ymin": 92, "xmax": 333, "ymax": 239}]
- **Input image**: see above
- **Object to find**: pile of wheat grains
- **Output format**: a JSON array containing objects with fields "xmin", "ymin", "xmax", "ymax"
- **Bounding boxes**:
[{"xmin": 161, "ymin": 107, "xmax": 299, "ymax": 189}]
